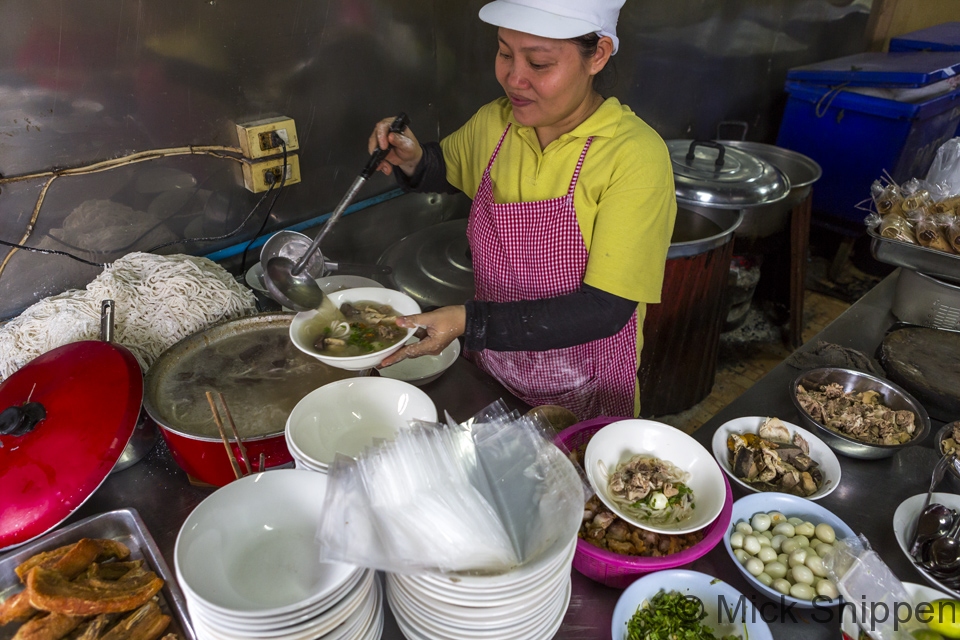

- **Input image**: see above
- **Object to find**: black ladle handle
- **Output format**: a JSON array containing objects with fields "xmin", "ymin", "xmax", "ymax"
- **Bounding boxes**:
[
  {"xmin": 362, "ymin": 113, "xmax": 411, "ymax": 179},
  {"xmin": 685, "ymin": 140, "xmax": 726, "ymax": 169}
]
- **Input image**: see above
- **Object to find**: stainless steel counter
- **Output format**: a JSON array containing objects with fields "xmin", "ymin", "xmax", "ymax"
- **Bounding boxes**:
[{"xmin": 65, "ymin": 271, "xmax": 928, "ymax": 640}]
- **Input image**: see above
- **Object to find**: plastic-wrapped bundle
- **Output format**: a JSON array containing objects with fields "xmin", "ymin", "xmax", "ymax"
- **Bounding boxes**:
[
  {"xmin": 867, "ymin": 212, "xmax": 918, "ymax": 244},
  {"xmin": 916, "ymin": 215, "xmax": 956, "ymax": 253},
  {"xmin": 316, "ymin": 401, "xmax": 586, "ymax": 575},
  {"xmin": 945, "ymin": 213, "xmax": 960, "ymax": 253},
  {"xmin": 871, "ymin": 180, "xmax": 905, "ymax": 217}
]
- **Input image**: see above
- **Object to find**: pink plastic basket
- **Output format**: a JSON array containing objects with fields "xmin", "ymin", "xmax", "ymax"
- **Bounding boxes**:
[{"xmin": 554, "ymin": 416, "xmax": 733, "ymax": 589}]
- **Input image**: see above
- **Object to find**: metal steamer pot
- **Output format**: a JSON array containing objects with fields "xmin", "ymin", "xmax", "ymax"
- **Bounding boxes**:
[
  {"xmin": 667, "ymin": 139, "xmax": 792, "ymax": 240},
  {"xmin": 143, "ymin": 313, "xmax": 358, "ymax": 487}
]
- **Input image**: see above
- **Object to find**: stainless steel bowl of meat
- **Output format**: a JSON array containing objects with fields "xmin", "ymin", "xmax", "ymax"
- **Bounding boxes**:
[
  {"xmin": 936, "ymin": 422, "xmax": 960, "ymax": 481},
  {"xmin": 789, "ymin": 367, "xmax": 931, "ymax": 460}
]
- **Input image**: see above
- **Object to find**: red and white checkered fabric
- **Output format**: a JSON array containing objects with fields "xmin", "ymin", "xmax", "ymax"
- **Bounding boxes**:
[{"xmin": 466, "ymin": 125, "xmax": 638, "ymax": 420}]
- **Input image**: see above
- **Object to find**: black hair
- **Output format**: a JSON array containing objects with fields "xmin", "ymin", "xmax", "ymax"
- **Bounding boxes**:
[{"xmin": 569, "ymin": 33, "xmax": 616, "ymax": 95}]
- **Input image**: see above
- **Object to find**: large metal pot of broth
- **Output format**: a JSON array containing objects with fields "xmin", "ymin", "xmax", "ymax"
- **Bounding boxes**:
[{"xmin": 143, "ymin": 313, "xmax": 357, "ymax": 486}]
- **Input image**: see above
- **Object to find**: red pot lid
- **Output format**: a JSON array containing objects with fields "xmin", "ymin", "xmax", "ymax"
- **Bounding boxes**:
[{"xmin": 0, "ymin": 340, "xmax": 143, "ymax": 551}]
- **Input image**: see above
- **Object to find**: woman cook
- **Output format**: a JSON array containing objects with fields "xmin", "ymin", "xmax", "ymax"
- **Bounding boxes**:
[{"xmin": 371, "ymin": 0, "xmax": 677, "ymax": 421}]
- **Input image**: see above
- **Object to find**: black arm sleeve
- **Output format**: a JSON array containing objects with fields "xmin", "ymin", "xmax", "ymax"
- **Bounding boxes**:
[
  {"xmin": 393, "ymin": 141, "xmax": 460, "ymax": 195},
  {"xmin": 463, "ymin": 283, "xmax": 638, "ymax": 352}
]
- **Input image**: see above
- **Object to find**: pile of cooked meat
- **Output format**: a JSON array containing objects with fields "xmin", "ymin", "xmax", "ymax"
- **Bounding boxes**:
[
  {"xmin": 727, "ymin": 417, "xmax": 823, "ymax": 497},
  {"xmin": 940, "ymin": 422, "xmax": 960, "ymax": 456},
  {"xmin": 580, "ymin": 495, "xmax": 705, "ymax": 557},
  {"xmin": 608, "ymin": 454, "xmax": 686, "ymax": 505},
  {"xmin": 796, "ymin": 382, "xmax": 916, "ymax": 445},
  {"xmin": 0, "ymin": 537, "xmax": 177, "ymax": 640}
]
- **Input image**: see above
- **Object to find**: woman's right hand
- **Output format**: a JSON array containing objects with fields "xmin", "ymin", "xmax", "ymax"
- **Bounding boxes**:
[{"xmin": 368, "ymin": 117, "xmax": 423, "ymax": 177}]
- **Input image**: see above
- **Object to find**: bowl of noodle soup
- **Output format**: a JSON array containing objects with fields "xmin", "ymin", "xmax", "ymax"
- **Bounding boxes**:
[
  {"xmin": 290, "ymin": 288, "xmax": 420, "ymax": 371},
  {"xmin": 584, "ymin": 419, "xmax": 726, "ymax": 535}
]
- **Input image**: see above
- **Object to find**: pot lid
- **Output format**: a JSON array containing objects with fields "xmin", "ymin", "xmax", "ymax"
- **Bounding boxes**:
[
  {"xmin": 667, "ymin": 140, "xmax": 791, "ymax": 209},
  {"xmin": 0, "ymin": 341, "xmax": 143, "ymax": 551},
  {"xmin": 378, "ymin": 219, "xmax": 475, "ymax": 309}
]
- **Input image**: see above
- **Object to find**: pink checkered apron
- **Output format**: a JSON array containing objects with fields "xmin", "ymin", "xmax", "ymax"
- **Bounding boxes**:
[{"xmin": 466, "ymin": 125, "xmax": 639, "ymax": 420}]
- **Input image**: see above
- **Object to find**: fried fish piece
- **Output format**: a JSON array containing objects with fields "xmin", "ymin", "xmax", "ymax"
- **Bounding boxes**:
[
  {"xmin": 26, "ymin": 567, "xmax": 163, "ymax": 617},
  {"xmin": 0, "ymin": 590, "xmax": 37, "ymax": 625},
  {"xmin": 16, "ymin": 540, "xmax": 130, "ymax": 582},
  {"xmin": 99, "ymin": 602, "xmax": 170, "ymax": 640},
  {"xmin": 11, "ymin": 612, "xmax": 84, "ymax": 640}
]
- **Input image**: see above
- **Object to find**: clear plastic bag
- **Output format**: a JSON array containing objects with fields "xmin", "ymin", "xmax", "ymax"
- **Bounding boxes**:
[
  {"xmin": 316, "ymin": 400, "xmax": 585, "ymax": 575},
  {"xmin": 824, "ymin": 534, "xmax": 920, "ymax": 640},
  {"xmin": 926, "ymin": 137, "xmax": 960, "ymax": 199}
]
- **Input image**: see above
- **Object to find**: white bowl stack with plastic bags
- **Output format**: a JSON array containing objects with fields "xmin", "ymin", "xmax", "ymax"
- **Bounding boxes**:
[
  {"xmin": 174, "ymin": 470, "xmax": 383, "ymax": 640},
  {"xmin": 317, "ymin": 401, "xmax": 586, "ymax": 639}
]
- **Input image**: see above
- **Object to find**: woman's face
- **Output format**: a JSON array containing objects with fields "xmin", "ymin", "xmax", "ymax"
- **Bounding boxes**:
[{"xmin": 495, "ymin": 28, "xmax": 607, "ymax": 135}]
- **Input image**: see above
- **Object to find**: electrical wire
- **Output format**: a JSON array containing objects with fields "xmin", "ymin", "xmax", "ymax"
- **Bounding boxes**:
[
  {"xmin": 0, "ymin": 240, "xmax": 107, "ymax": 267},
  {"xmin": 144, "ymin": 179, "xmax": 277, "ymax": 253},
  {"xmin": 240, "ymin": 137, "xmax": 287, "ymax": 275},
  {"xmin": 45, "ymin": 162, "xmax": 234, "ymax": 257},
  {"xmin": 0, "ymin": 145, "xmax": 244, "ymax": 186},
  {"xmin": 0, "ymin": 145, "xmax": 246, "ymax": 280}
]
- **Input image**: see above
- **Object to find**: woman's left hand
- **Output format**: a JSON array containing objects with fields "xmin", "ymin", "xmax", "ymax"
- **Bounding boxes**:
[{"xmin": 379, "ymin": 305, "xmax": 466, "ymax": 367}]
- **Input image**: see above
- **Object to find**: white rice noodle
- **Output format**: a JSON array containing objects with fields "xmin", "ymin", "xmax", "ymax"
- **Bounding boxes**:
[{"xmin": 0, "ymin": 252, "xmax": 257, "ymax": 379}]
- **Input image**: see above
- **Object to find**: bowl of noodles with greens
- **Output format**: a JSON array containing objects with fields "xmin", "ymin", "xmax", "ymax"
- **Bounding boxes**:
[
  {"xmin": 584, "ymin": 419, "xmax": 726, "ymax": 535},
  {"xmin": 290, "ymin": 287, "xmax": 420, "ymax": 371}
]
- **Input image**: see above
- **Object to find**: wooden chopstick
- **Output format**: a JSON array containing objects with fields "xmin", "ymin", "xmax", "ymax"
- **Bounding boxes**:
[
  {"xmin": 218, "ymin": 392, "xmax": 253, "ymax": 476},
  {"xmin": 206, "ymin": 391, "xmax": 243, "ymax": 480}
]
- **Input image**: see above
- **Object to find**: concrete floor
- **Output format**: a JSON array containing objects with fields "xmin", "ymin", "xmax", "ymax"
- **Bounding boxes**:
[{"xmin": 656, "ymin": 256, "xmax": 880, "ymax": 434}]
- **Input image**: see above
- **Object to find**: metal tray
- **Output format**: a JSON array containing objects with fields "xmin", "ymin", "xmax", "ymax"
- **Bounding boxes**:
[
  {"xmin": 869, "ymin": 227, "xmax": 960, "ymax": 284},
  {"xmin": 0, "ymin": 508, "xmax": 195, "ymax": 640}
]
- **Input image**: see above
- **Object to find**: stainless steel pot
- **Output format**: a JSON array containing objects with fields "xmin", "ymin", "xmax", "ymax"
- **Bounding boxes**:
[
  {"xmin": 668, "ymin": 206, "xmax": 743, "ymax": 258},
  {"xmin": 667, "ymin": 139, "xmax": 792, "ymax": 240},
  {"xmin": 716, "ymin": 140, "xmax": 822, "ymax": 238}
]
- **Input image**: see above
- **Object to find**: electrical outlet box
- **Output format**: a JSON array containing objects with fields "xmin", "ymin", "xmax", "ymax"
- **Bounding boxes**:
[
  {"xmin": 241, "ymin": 154, "xmax": 301, "ymax": 193},
  {"xmin": 235, "ymin": 116, "xmax": 299, "ymax": 160}
]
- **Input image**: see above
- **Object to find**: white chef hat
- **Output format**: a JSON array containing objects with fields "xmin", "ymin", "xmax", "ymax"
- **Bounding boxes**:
[{"xmin": 479, "ymin": 0, "xmax": 627, "ymax": 55}]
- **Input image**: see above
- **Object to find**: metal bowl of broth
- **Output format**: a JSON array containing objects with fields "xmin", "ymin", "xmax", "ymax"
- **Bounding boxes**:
[{"xmin": 143, "ymin": 313, "xmax": 358, "ymax": 486}]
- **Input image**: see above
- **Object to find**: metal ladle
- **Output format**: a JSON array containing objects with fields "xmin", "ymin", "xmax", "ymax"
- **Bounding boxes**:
[
  {"xmin": 910, "ymin": 453, "xmax": 956, "ymax": 556},
  {"xmin": 263, "ymin": 113, "xmax": 410, "ymax": 311},
  {"xmin": 929, "ymin": 519, "xmax": 960, "ymax": 575},
  {"xmin": 912, "ymin": 503, "xmax": 956, "ymax": 561}
]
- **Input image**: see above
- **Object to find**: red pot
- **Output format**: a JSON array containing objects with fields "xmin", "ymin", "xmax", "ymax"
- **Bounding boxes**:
[
  {"xmin": 142, "ymin": 313, "xmax": 356, "ymax": 488},
  {"xmin": 156, "ymin": 421, "xmax": 291, "ymax": 487}
]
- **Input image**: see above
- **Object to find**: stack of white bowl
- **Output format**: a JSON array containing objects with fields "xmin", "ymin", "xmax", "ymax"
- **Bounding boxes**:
[
  {"xmin": 285, "ymin": 377, "xmax": 438, "ymax": 473},
  {"xmin": 387, "ymin": 535, "xmax": 576, "ymax": 639},
  {"xmin": 175, "ymin": 469, "xmax": 383, "ymax": 640}
]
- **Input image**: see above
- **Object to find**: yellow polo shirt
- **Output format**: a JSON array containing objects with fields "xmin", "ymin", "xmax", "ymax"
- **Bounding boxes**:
[{"xmin": 440, "ymin": 96, "xmax": 677, "ymax": 414}]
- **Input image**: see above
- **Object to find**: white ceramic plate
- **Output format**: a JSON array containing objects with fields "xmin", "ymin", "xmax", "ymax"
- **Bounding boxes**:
[
  {"xmin": 378, "ymin": 337, "xmax": 460, "ymax": 386},
  {"xmin": 840, "ymin": 582, "xmax": 953, "ymax": 639},
  {"xmin": 893, "ymin": 492, "xmax": 960, "ymax": 599},
  {"xmin": 289, "ymin": 287, "xmax": 420, "ymax": 371},
  {"xmin": 724, "ymin": 492, "xmax": 855, "ymax": 608},
  {"xmin": 388, "ymin": 572, "xmax": 566, "ymax": 630},
  {"xmin": 610, "ymin": 569, "xmax": 774, "ymax": 640},
  {"xmin": 584, "ymin": 419, "xmax": 726, "ymax": 534},
  {"xmin": 711, "ymin": 416, "xmax": 841, "ymax": 500},
  {"xmin": 175, "ymin": 469, "xmax": 358, "ymax": 618},
  {"xmin": 285, "ymin": 377, "xmax": 437, "ymax": 465},
  {"xmin": 388, "ymin": 575, "xmax": 571, "ymax": 640},
  {"xmin": 189, "ymin": 568, "xmax": 366, "ymax": 629}
]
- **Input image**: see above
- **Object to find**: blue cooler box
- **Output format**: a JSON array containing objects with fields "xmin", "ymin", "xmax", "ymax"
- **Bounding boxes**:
[
  {"xmin": 890, "ymin": 23, "xmax": 960, "ymax": 52},
  {"xmin": 776, "ymin": 52, "xmax": 960, "ymax": 224}
]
